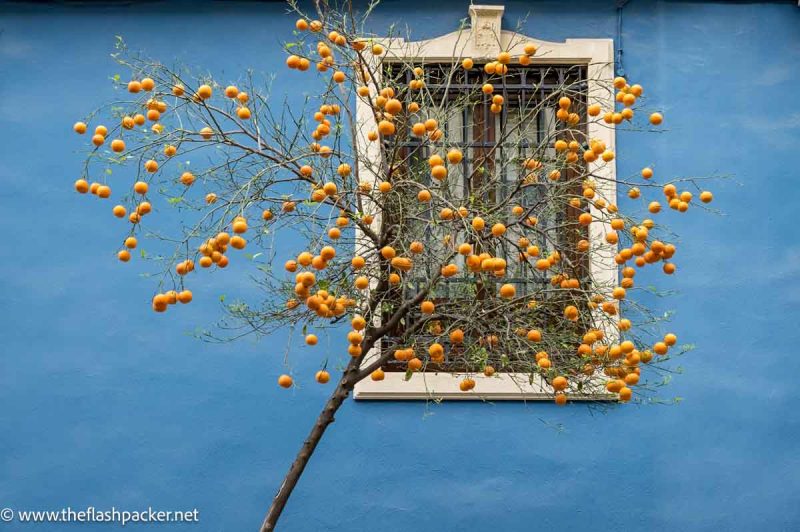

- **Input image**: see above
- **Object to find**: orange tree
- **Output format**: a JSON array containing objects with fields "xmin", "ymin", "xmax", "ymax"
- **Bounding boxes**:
[{"xmin": 70, "ymin": 2, "xmax": 714, "ymax": 530}]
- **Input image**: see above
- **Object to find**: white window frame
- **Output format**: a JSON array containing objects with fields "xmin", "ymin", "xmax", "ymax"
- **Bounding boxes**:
[{"xmin": 353, "ymin": 5, "xmax": 617, "ymax": 400}]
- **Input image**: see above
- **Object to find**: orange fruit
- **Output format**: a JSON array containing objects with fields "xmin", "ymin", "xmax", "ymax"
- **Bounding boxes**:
[
  {"xmin": 551, "ymin": 376, "xmax": 568, "ymax": 391},
  {"xmin": 73, "ymin": 122, "xmax": 87, "ymax": 134},
  {"xmin": 96, "ymin": 185, "xmax": 111, "ymax": 198},
  {"xmin": 420, "ymin": 301, "xmax": 435, "ymax": 314},
  {"xmin": 447, "ymin": 149, "xmax": 463, "ymax": 164},
  {"xmin": 177, "ymin": 290, "xmax": 193, "ymax": 304},
  {"xmin": 74, "ymin": 179, "xmax": 89, "ymax": 194},
  {"xmin": 172, "ymin": 84, "xmax": 185, "ymax": 96},
  {"xmin": 278, "ymin": 375, "xmax": 293, "ymax": 388},
  {"xmin": 315, "ymin": 370, "xmax": 330, "ymax": 384},
  {"xmin": 700, "ymin": 191, "xmax": 713, "ymax": 203},
  {"xmin": 499, "ymin": 284, "xmax": 516, "ymax": 298},
  {"xmin": 649, "ymin": 112, "xmax": 663, "ymax": 125},
  {"xmin": 113, "ymin": 205, "xmax": 126, "ymax": 218},
  {"xmin": 117, "ymin": 250, "xmax": 131, "ymax": 262},
  {"xmin": 197, "ymin": 84, "xmax": 213, "ymax": 99},
  {"xmin": 462, "ymin": 58, "xmax": 474, "ymax": 69},
  {"xmin": 619, "ymin": 387, "xmax": 633, "ymax": 402},
  {"xmin": 180, "ymin": 172, "xmax": 195, "ymax": 186},
  {"xmin": 127, "ymin": 80, "xmax": 142, "ymax": 93},
  {"xmin": 224, "ymin": 85, "xmax": 239, "ymax": 98},
  {"xmin": 144, "ymin": 160, "xmax": 158, "ymax": 173},
  {"xmin": 371, "ymin": 368, "xmax": 385, "ymax": 381},
  {"xmin": 378, "ymin": 120, "xmax": 395, "ymax": 136},
  {"xmin": 237, "ymin": 107, "xmax": 251, "ymax": 120},
  {"xmin": 133, "ymin": 181, "xmax": 148, "ymax": 195},
  {"xmin": 141, "ymin": 77, "xmax": 155, "ymax": 91}
]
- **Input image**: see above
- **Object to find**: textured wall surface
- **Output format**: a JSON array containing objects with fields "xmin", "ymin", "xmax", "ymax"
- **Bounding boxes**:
[{"xmin": 1, "ymin": 1, "xmax": 799, "ymax": 530}]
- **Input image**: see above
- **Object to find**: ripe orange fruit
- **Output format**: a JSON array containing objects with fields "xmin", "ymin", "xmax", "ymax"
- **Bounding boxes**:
[
  {"xmin": 117, "ymin": 250, "xmax": 131, "ymax": 262},
  {"xmin": 112, "ymin": 205, "xmax": 126, "ymax": 218},
  {"xmin": 462, "ymin": 58, "xmax": 474, "ymax": 69},
  {"xmin": 551, "ymin": 376, "xmax": 568, "ymax": 391},
  {"xmin": 75, "ymin": 179, "xmax": 89, "ymax": 194},
  {"xmin": 527, "ymin": 329, "xmax": 541, "ymax": 342},
  {"xmin": 197, "ymin": 84, "xmax": 213, "ymax": 99},
  {"xmin": 417, "ymin": 189, "xmax": 431, "ymax": 202},
  {"xmin": 618, "ymin": 387, "xmax": 633, "ymax": 402},
  {"xmin": 225, "ymin": 85, "xmax": 239, "ymax": 98},
  {"xmin": 420, "ymin": 301, "xmax": 435, "ymax": 314},
  {"xmin": 144, "ymin": 160, "xmax": 158, "ymax": 173},
  {"xmin": 128, "ymin": 80, "xmax": 142, "ymax": 93},
  {"xmin": 491, "ymin": 223, "xmax": 506, "ymax": 237},
  {"xmin": 278, "ymin": 375, "xmax": 293, "ymax": 388},
  {"xmin": 237, "ymin": 107, "xmax": 251, "ymax": 120},
  {"xmin": 315, "ymin": 370, "xmax": 330, "ymax": 384},
  {"xmin": 523, "ymin": 42, "xmax": 537, "ymax": 55},
  {"xmin": 178, "ymin": 290, "xmax": 193, "ymax": 304},
  {"xmin": 554, "ymin": 393, "xmax": 567, "ymax": 405},
  {"xmin": 447, "ymin": 149, "xmax": 463, "ymax": 164},
  {"xmin": 305, "ymin": 334, "xmax": 318, "ymax": 346},
  {"xmin": 180, "ymin": 172, "xmax": 195, "ymax": 186},
  {"xmin": 482, "ymin": 83, "xmax": 494, "ymax": 94},
  {"xmin": 141, "ymin": 77, "xmax": 155, "ymax": 91},
  {"xmin": 649, "ymin": 112, "xmax": 663, "ymax": 125},
  {"xmin": 371, "ymin": 368, "xmax": 385, "ymax": 381},
  {"xmin": 91, "ymin": 134, "xmax": 105, "ymax": 147},
  {"xmin": 378, "ymin": 120, "xmax": 395, "ymax": 136},
  {"xmin": 700, "ymin": 191, "xmax": 713, "ymax": 203},
  {"xmin": 172, "ymin": 84, "xmax": 185, "ymax": 96},
  {"xmin": 499, "ymin": 284, "xmax": 516, "ymax": 299},
  {"xmin": 124, "ymin": 236, "xmax": 137, "ymax": 249},
  {"xmin": 96, "ymin": 185, "xmax": 111, "ymax": 198},
  {"xmin": 133, "ymin": 181, "xmax": 148, "ymax": 195},
  {"xmin": 73, "ymin": 122, "xmax": 87, "ymax": 134}
]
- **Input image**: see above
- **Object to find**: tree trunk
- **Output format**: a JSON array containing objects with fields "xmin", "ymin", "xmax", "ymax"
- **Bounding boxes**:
[{"xmin": 259, "ymin": 365, "xmax": 357, "ymax": 531}]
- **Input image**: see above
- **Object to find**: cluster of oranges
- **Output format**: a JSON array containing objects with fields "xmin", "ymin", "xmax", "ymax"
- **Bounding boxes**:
[{"xmin": 71, "ymin": 13, "xmax": 714, "ymax": 403}]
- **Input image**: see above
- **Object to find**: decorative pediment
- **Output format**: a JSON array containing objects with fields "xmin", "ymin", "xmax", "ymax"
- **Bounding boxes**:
[{"xmin": 381, "ymin": 4, "xmax": 613, "ymax": 65}]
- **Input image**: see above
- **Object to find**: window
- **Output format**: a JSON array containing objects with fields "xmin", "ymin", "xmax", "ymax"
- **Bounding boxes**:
[{"xmin": 354, "ymin": 5, "xmax": 617, "ymax": 400}]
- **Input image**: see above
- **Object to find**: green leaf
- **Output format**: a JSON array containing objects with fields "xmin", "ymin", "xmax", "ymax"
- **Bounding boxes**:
[{"xmin": 219, "ymin": 294, "xmax": 226, "ymax": 302}]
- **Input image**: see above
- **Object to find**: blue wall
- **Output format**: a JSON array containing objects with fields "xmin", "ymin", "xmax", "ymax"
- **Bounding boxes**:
[{"xmin": 1, "ymin": 1, "xmax": 799, "ymax": 530}]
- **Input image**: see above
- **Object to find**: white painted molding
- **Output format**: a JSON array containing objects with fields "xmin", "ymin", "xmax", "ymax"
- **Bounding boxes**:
[{"xmin": 353, "ymin": 5, "xmax": 617, "ymax": 401}]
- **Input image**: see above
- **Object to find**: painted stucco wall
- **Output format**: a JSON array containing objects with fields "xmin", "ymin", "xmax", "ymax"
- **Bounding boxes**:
[{"xmin": 1, "ymin": 1, "xmax": 799, "ymax": 530}]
